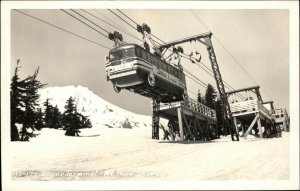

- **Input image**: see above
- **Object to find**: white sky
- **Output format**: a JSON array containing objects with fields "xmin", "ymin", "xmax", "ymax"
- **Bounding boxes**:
[{"xmin": 10, "ymin": 7, "xmax": 290, "ymax": 115}]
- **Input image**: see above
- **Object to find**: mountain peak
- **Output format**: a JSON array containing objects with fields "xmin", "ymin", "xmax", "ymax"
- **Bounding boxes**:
[{"xmin": 38, "ymin": 86, "xmax": 151, "ymax": 129}]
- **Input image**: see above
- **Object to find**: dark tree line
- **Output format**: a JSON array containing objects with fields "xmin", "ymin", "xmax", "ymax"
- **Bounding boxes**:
[
  {"xmin": 197, "ymin": 84, "xmax": 226, "ymax": 137},
  {"xmin": 10, "ymin": 60, "xmax": 92, "ymax": 141}
]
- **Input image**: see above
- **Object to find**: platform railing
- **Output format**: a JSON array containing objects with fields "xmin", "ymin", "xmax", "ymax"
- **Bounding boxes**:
[
  {"xmin": 230, "ymin": 99, "xmax": 257, "ymax": 114},
  {"xmin": 160, "ymin": 98, "xmax": 216, "ymax": 119},
  {"xmin": 230, "ymin": 99, "xmax": 271, "ymax": 118},
  {"xmin": 257, "ymin": 101, "xmax": 272, "ymax": 118}
]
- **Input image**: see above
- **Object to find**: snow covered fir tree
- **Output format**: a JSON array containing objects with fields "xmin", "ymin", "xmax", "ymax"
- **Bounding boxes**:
[
  {"xmin": 10, "ymin": 60, "xmax": 45, "ymax": 141},
  {"xmin": 62, "ymin": 96, "xmax": 92, "ymax": 136},
  {"xmin": 10, "ymin": 60, "xmax": 92, "ymax": 141}
]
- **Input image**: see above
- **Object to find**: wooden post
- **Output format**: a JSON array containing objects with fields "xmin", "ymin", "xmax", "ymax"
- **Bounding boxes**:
[
  {"xmin": 177, "ymin": 107, "xmax": 184, "ymax": 140},
  {"xmin": 205, "ymin": 120, "xmax": 210, "ymax": 141},
  {"xmin": 233, "ymin": 117, "xmax": 239, "ymax": 138},
  {"xmin": 182, "ymin": 112, "xmax": 192, "ymax": 140},
  {"xmin": 264, "ymin": 119, "xmax": 268, "ymax": 138},
  {"xmin": 257, "ymin": 116, "xmax": 263, "ymax": 138},
  {"xmin": 168, "ymin": 122, "xmax": 175, "ymax": 140},
  {"xmin": 195, "ymin": 117, "xmax": 204, "ymax": 140},
  {"xmin": 243, "ymin": 113, "xmax": 260, "ymax": 137},
  {"xmin": 283, "ymin": 113, "xmax": 287, "ymax": 132},
  {"xmin": 241, "ymin": 120, "xmax": 245, "ymax": 133},
  {"xmin": 192, "ymin": 116, "xmax": 198, "ymax": 140}
]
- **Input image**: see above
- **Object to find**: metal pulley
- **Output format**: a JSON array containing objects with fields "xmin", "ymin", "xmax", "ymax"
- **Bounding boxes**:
[
  {"xmin": 137, "ymin": 23, "xmax": 151, "ymax": 34},
  {"xmin": 172, "ymin": 46, "xmax": 184, "ymax": 54},
  {"xmin": 109, "ymin": 31, "xmax": 124, "ymax": 46}
]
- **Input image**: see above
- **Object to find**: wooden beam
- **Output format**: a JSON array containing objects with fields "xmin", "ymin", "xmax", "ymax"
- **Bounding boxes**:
[
  {"xmin": 205, "ymin": 120, "xmax": 210, "ymax": 141},
  {"xmin": 243, "ymin": 113, "xmax": 260, "ymax": 137},
  {"xmin": 182, "ymin": 110, "xmax": 193, "ymax": 139},
  {"xmin": 168, "ymin": 122, "xmax": 176, "ymax": 140},
  {"xmin": 241, "ymin": 120, "xmax": 245, "ymax": 133},
  {"xmin": 257, "ymin": 117, "xmax": 263, "ymax": 138},
  {"xmin": 157, "ymin": 32, "xmax": 212, "ymax": 50},
  {"xmin": 226, "ymin": 85, "xmax": 260, "ymax": 95},
  {"xmin": 233, "ymin": 117, "xmax": 240, "ymax": 139},
  {"xmin": 177, "ymin": 107, "xmax": 184, "ymax": 140},
  {"xmin": 192, "ymin": 117, "xmax": 198, "ymax": 140},
  {"xmin": 195, "ymin": 117, "xmax": 204, "ymax": 140}
]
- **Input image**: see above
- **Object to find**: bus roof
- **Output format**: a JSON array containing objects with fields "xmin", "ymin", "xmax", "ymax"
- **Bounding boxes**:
[{"xmin": 109, "ymin": 44, "xmax": 142, "ymax": 52}]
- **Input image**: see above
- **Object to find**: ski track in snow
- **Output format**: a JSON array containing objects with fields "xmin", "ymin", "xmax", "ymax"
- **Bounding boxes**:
[{"xmin": 11, "ymin": 127, "xmax": 289, "ymax": 181}]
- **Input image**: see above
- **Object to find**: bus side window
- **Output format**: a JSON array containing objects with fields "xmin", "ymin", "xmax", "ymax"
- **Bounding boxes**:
[
  {"xmin": 169, "ymin": 66, "xmax": 173, "ymax": 76},
  {"xmin": 161, "ymin": 61, "xmax": 166, "ymax": 72},
  {"xmin": 154, "ymin": 57, "xmax": 159, "ymax": 68},
  {"xmin": 136, "ymin": 47, "xmax": 142, "ymax": 58},
  {"xmin": 153, "ymin": 56, "xmax": 157, "ymax": 67},
  {"xmin": 150, "ymin": 55, "xmax": 155, "ymax": 66},
  {"xmin": 147, "ymin": 52, "xmax": 150, "ymax": 62},
  {"xmin": 142, "ymin": 50, "xmax": 148, "ymax": 60}
]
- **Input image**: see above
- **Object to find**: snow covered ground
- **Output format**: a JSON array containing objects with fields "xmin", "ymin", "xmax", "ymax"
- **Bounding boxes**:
[
  {"xmin": 10, "ymin": 86, "xmax": 290, "ymax": 181},
  {"xmin": 11, "ymin": 126, "xmax": 290, "ymax": 181}
]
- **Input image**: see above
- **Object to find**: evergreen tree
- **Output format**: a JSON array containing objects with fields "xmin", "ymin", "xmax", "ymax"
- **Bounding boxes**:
[
  {"xmin": 43, "ymin": 98, "xmax": 54, "ymax": 128},
  {"xmin": 62, "ymin": 96, "xmax": 92, "ymax": 136},
  {"xmin": 35, "ymin": 108, "xmax": 44, "ymax": 130},
  {"xmin": 63, "ymin": 97, "xmax": 78, "ymax": 136},
  {"xmin": 204, "ymin": 84, "xmax": 217, "ymax": 109},
  {"xmin": 197, "ymin": 89, "xmax": 205, "ymax": 104},
  {"xmin": 215, "ymin": 98, "xmax": 224, "ymax": 137},
  {"xmin": 10, "ymin": 60, "xmax": 29, "ymax": 141},
  {"xmin": 52, "ymin": 105, "xmax": 62, "ymax": 129},
  {"xmin": 77, "ymin": 113, "xmax": 92, "ymax": 129},
  {"xmin": 20, "ymin": 67, "xmax": 46, "ymax": 141}
]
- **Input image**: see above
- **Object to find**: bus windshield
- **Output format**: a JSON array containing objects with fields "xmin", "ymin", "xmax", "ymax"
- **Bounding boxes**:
[{"xmin": 109, "ymin": 48, "xmax": 136, "ymax": 62}]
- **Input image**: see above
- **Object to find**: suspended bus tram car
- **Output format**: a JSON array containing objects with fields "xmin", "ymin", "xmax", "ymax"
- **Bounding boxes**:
[{"xmin": 105, "ymin": 43, "xmax": 187, "ymax": 103}]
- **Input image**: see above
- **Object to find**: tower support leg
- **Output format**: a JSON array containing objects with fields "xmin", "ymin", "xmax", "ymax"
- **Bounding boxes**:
[
  {"xmin": 152, "ymin": 99, "xmax": 160, "ymax": 139},
  {"xmin": 257, "ymin": 117, "xmax": 263, "ymax": 138},
  {"xmin": 177, "ymin": 107, "xmax": 184, "ymax": 140}
]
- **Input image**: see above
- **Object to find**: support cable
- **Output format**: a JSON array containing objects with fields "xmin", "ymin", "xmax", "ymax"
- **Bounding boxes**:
[
  {"xmin": 82, "ymin": 9, "xmax": 143, "ymax": 43},
  {"xmin": 108, "ymin": 9, "xmax": 137, "ymax": 31},
  {"xmin": 190, "ymin": 9, "xmax": 270, "ymax": 100},
  {"xmin": 61, "ymin": 9, "xmax": 108, "ymax": 39},
  {"xmin": 14, "ymin": 9, "xmax": 110, "ymax": 49}
]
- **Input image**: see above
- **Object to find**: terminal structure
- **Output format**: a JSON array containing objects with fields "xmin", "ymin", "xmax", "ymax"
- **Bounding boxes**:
[
  {"xmin": 158, "ymin": 98, "xmax": 217, "ymax": 141},
  {"xmin": 226, "ymin": 86, "xmax": 276, "ymax": 138}
]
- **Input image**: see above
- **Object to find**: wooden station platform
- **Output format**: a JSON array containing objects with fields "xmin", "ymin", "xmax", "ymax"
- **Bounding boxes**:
[
  {"xmin": 226, "ymin": 86, "xmax": 276, "ymax": 138},
  {"xmin": 273, "ymin": 108, "xmax": 290, "ymax": 132},
  {"xmin": 158, "ymin": 99, "xmax": 217, "ymax": 141}
]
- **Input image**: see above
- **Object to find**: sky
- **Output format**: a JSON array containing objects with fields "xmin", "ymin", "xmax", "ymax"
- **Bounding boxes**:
[{"xmin": 10, "ymin": 8, "xmax": 290, "ymax": 116}]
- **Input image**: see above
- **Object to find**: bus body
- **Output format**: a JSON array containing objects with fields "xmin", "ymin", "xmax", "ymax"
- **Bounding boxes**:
[{"xmin": 105, "ymin": 44, "xmax": 187, "ymax": 102}]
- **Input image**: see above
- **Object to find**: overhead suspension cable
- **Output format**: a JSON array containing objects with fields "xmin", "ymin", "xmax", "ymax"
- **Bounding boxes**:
[
  {"xmin": 106, "ymin": 9, "xmax": 245, "ymax": 99},
  {"xmin": 185, "ymin": 74, "xmax": 207, "ymax": 89},
  {"xmin": 187, "ymin": 89, "xmax": 198, "ymax": 96},
  {"xmin": 116, "ymin": 9, "xmax": 139, "ymax": 26},
  {"xmin": 14, "ymin": 9, "xmax": 110, "ymax": 49},
  {"xmin": 183, "ymin": 68, "xmax": 207, "ymax": 87},
  {"xmin": 82, "ymin": 9, "xmax": 143, "ymax": 43},
  {"xmin": 70, "ymin": 9, "xmax": 110, "ymax": 33},
  {"xmin": 190, "ymin": 9, "xmax": 270, "ymax": 100},
  {"xmin": 94, "ymin": 9, "xmax": 140, "ymax": 39},
  {"xmin": 13, "ymin": 9, "xmax": 206, "ymax": 99},
  {"xmin": 182, "ymin": 54, "xmax": 245, "ymax": 99},
  {"xmin": 61, "ymin": 9, "xmax": 108, "ymax": 39},
  {"xmin": 108, "ymin": 9, "xmax": 137, "ymax": 31}
]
